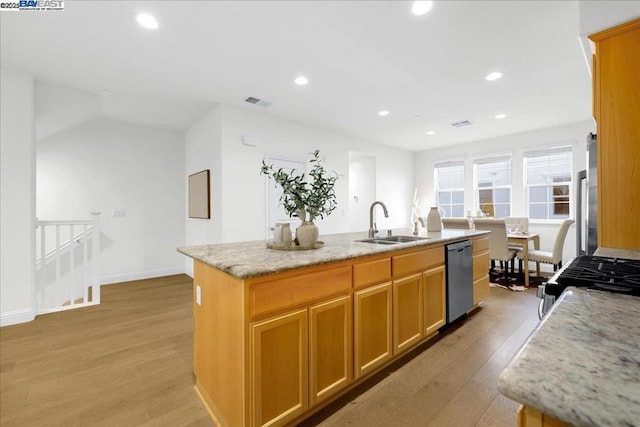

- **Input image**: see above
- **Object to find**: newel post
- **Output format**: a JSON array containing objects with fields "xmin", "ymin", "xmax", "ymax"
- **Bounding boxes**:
[{"xmin": 90, "ymin": 212, "xmax": 102, "ymax": 303}]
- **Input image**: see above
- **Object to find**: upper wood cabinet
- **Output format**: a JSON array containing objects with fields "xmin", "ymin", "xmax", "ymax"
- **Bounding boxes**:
[{"xmin": 589, "ymin": 18, "xmax": 640, "ymax": 250}]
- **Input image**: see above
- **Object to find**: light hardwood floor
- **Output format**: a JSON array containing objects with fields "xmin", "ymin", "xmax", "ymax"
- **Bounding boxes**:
[{"xmin": 1, "ymin": 275, "xmax": 538, "ymax": 427}]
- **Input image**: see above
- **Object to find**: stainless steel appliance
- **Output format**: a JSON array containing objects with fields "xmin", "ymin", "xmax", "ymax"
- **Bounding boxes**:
[
  {"xmin": 576, "ymin": 133, "xmax": 598, "ymax": 256},
  {"xmin": 537, "ymin": 255, "xmax": 640, "ymax": 318},
  {"xmin": 445, "ymin": 240, "xmax": 473, "ymax": 323}
]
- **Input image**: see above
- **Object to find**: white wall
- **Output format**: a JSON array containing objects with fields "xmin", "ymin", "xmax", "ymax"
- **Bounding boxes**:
[
  {"xmin": 348, "ymin": 152, "xmax": 377, "ymax": 232},
  {"xmin": 182, "ymin": 104, "xmax": 415, "ymax": 276},
  {"xmin": 183, "ymin": 107, "xmax": 223, "ymax": 276},
  {"xmin": 37, "ymin": 118, "xmax": 185, "ymax": 285},
  {"xmin": 218, "ymin": 105, "xmax": 414, "ymax": 240},
  {"xmin": 1, "ymin": 68, "xmax": 36, "ymax": 326},
  {"xmin": 414, "ymin": 119, "xmax": 596, "ymax": 271}
]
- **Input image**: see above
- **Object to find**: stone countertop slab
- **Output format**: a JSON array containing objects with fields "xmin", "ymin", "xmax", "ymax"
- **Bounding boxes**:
[
  {"xmin": 497, "ymin": 288, "xmax": 640, "ymax": 427},
  {"xmin": 177, "ymin": 228, "xmax": 488, "ymax": 279},
  {"xmin": 595, "ymin": 246, "xmax": 640, "ymax": 261}
]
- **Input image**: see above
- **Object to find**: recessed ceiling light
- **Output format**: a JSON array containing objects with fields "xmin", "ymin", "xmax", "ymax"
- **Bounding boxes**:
[
  {"xmin": 378, "ymin": 110, "xmax": 390, "ymax": 117},
  {"xmin": 100, "ymin": 89, "xmax": 114, "ymax": 97},
  {"xmin": 294, "ymin": 76, "xmax": 308, "ymax": 86},
  {"xmin": 495, "ymin": 113, "xmax": 507, "ymax": 119},
  {"xmin": 136, "ymin": 13, "xmax": 158, "ymax": 30},
  {"xmin": 485, "ymin": 72, "xmax": 503, "ymax": 81},
  {"xmin": 427, "ymin": 131, "xmax": 436, "ymax": 135},
  {"xmin": 411, "ymin": 1, "xmax": 434, "ymax": 16},
  {"xmin": 413, "ymin": 115, "xmax": 422, "ymax": 119}
]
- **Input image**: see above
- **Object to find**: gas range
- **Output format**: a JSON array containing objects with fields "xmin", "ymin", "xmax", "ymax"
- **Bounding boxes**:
[{"xmin": 537, "ymin": 255, "xmax": 640, "ymax": 318}]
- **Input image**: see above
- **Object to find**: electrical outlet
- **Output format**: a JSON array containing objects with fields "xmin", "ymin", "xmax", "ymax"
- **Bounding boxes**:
[
  {"xmin": 112, "ymin": 209, "xmax": 126, "ymax": 218},
  {"xmin": 196, "ymin": 285, "xmax": 201, "ymax": 306}
]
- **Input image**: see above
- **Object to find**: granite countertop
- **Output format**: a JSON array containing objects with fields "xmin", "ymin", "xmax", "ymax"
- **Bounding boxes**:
[
  {"xmin": 595, "ymin": 246, "xmax": 640, "ymax": 261},
  {"xmin": 177, "ymin": 228, "xmax": 488, "ymax": 279},
  {"xmin": 497, "ymin": 288, "xmax": 640, "ymax": 427}
]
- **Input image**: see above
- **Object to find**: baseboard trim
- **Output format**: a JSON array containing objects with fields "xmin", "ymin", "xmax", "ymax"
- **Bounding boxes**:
[
  {"xmin": 101, "ymin": 267, "xmax": 186, "ymax": 285},
  {"xmin": 1, "ymin": 308, "xmax": 36, "ymax": 327}
]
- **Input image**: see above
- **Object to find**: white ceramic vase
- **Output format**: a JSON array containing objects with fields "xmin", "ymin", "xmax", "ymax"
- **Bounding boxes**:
[
  {"xmin": 274, "ymin": 223, "xmax": 292, "ymax": 247},
  {"xmin": 426, "ymin": 206, "xmax": 443, "ymax": 232},
  {"xmin": 296, "ymin": 221, "xmax": 319, "ymax": 247}
]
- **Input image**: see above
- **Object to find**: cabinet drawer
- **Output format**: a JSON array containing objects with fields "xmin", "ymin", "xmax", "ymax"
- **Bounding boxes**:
[
  {"xmin": 472, "ymin": 251, "xmax": 490, "ymax": 281},
  {"xmin": 473, "ymin": 237, "xmax": 489, "ymax": 254},
  {"xmin": 250, "ymin": 265, "xmax": 352, "ymax": 318},
  {"xmin": 473, "ymin": 275, "xmax": 490, "ymax": 305},
  {"xmin": 353, "ymin": 257, "xmax": 391, "ymax": 288},
  {"xmin": 392, "ymin": 246, "xmax": 444, "ymax": 277}
]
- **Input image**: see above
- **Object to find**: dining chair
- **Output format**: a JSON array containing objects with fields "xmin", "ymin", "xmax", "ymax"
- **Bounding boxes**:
[
  {"xmin": 442, "ymin": 217, "xmax": 472, "ymax": 230},
  {"xmin": 517, "ymin": 219, "xmax": 574, "ymax": 273},
  {"xmin": 473, "ymin": 218, "xmax": 517, "ymax": 282}
]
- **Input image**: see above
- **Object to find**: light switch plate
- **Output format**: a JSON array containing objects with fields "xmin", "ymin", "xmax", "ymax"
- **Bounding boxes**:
[{"xmin": 196, "ymin": 285, "xmax": 201, "ymax": 306}]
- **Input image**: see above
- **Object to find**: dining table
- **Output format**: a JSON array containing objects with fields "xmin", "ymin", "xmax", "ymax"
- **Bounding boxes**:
[{"xmin": 507, "ymin": 232, "xmax": 540, "ymax": 287}]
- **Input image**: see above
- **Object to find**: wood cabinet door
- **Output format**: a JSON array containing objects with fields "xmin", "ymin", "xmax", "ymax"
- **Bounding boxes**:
[
  {"xmin": 423, "ymin": 265, "xmax": 446, "ymax": 336},
  {"xmin": 354, "ymin": 282, "xmax": 393, "ymax": 379},
  {"xmin": 393, "ymin": 273, "xmax": 423, "ymax": 354},
  {"xmin": 591, "ymin": 20, "xmax": 640, "ymax": 250},
  {"xmin": 309, "ymin": 295, "xmax": 352, "ymax": 405},
  {"xmin": 472, "ymin": 251, "xmax": 490, "ymax": 305},
  {"xmin": 250, "ymin": 309, "xmax": 308, "ymax": 427}
]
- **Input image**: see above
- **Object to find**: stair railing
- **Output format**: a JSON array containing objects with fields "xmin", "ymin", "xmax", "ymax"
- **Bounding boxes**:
[{"xmin": 35, "ymin": 212, "xmax": 102, "ymax": 314}]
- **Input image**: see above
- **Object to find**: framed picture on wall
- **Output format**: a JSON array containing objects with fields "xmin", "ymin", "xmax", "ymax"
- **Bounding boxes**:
[{"xmin": 188, "ymin": 169, "xmax": 210, "ymax": 219}]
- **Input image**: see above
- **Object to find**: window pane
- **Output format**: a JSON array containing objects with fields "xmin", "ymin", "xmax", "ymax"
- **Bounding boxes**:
[
  {"xmin": 494, "ymin": 203, "xmax": 510, "ymax": 218},
  {"xmin": 438, "ymin": 191, "xmax": 451, "ymax": 204},
  {"xmin": 452, "ymin": 205, "xmax": 465, "ymax": 217},
  {"xmin": 451, "ymin": 170, "xmax": 464, "ymax": 188},
  {"xmin": 529, "ymin": 187, "xmax": 547, "ymax": 203},
  {"xmin": 441, "ymin": 205, "xmax": 452, "ymax": 218},
  {"xmin": 494, "ymin": 188, "xmax": 510, "ymax": 203},
  {"xmin": 478, "ymin": 189, "xmax": 493, "ymax": 205},
  {"xmin": 529, "ymin": 204, "xmax": 547, "ymax": 219},
  {"xmin": 525, "ymin": 151, "xmax": 572, "ymax": 219},
  {"xmin": 437, "ymin": 165, "xmax": 464, "ymax": 190},
  {"xmin": 452, "ymin": 191, "xmax": 464, "ymax": 203}
]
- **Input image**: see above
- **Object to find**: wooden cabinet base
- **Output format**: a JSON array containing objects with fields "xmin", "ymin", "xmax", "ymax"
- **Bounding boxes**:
[
  {"xmin": 517, "ymin": 405, "xmax": 568, "ymax": 427},
  {"xmin": 191, "ymin": 235, "xmax": 487, "ymax": 426}
]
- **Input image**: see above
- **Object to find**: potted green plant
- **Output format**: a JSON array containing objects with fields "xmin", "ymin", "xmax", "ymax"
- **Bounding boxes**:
[{"xmin": 261, "ymin": 150, "xmax": 339, "ymax": 247}]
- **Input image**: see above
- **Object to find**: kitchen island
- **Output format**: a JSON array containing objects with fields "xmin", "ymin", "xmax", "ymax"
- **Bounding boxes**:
[
  {"xmin": 178, "ymin": 228, "xmax": 489, "ymax": 427},
  {"xmin": 497, "ymin": 287, "xmax": 640, "ymax": 427}
]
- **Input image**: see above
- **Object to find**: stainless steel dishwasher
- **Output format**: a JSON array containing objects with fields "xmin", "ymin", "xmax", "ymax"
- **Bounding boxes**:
[{"xmin": 445, "ymin": 240, "xmax": 473, "ymax": 323}]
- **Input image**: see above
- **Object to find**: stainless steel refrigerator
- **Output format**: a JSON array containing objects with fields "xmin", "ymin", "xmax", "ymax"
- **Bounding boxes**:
[{"xmin": 576, "ymin": 133, "xmax": 598, "ymax": 256}]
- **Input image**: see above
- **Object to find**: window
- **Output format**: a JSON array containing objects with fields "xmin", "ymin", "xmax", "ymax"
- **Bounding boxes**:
[
  {"xmin": 525, "ymin": 147, "xmax": 572, "ymax": 220},
  {"xmin": 474, "ymin": 155, "xmax": 511, "ymax": 218},
  {"xmin": 434, "ymin": 161, "xmax": 464, "ymax": 218}
]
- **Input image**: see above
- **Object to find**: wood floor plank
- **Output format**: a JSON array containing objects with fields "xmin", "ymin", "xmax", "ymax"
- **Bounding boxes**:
[{"xmin": 2, "ymin": 276, "xmax": 539, "ymax": 427}]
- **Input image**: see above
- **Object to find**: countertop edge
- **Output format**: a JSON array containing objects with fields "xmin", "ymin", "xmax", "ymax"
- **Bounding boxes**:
[{"xmin": 178, "ymin": 229, "xmax": 489, "ymax": 279}]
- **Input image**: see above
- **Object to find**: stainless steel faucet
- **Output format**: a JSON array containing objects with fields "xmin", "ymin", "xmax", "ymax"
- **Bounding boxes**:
[
  {"xmin": 368, "ymin": 201, "xmax": 389, "ymax": 238},
  {"xmin": 413, "ymin": 217, "xmax": 426, "ymax": 236}
]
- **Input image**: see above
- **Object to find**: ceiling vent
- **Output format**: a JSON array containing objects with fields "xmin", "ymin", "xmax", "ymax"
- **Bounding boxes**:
[
  {"xmin": 245, "ymin": 97, "xmax": 271, "ymax": 108},
  {"xmin": 450, "ymin": 120, "xmax": 473, "ymax": 128}
]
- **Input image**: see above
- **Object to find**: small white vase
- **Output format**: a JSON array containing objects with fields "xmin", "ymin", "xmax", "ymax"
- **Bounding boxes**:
[
  {"xmin": 426, "ymin": 207, "xmax": 443, "ymax": 232},
  {"xmin": 296, "ymin": 221, "xmax": 319, "ymax": 247},
  {"xmin": 274, "ymin": 223, "xmax": 292, "ymax": 246}
]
